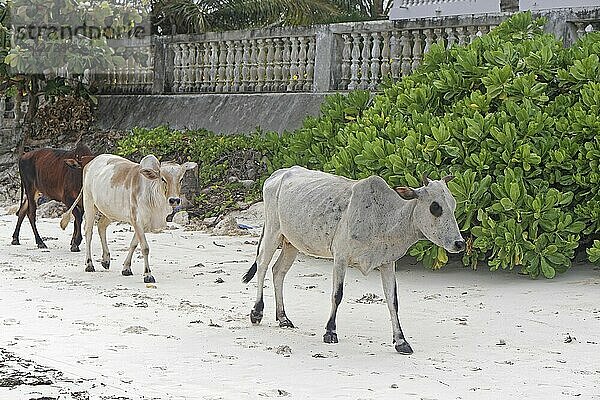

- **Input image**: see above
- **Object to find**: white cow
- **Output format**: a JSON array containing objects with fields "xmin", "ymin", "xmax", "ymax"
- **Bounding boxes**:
[
  {"xmin": 61, "ymin": 154, "xmax": 197, "ymax": 283},
  {"xmin": 242, "ymin": 166, "xmax": 465, "ymax": 354}
]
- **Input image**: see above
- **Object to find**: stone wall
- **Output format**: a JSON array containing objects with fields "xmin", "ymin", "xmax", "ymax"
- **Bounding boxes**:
[{"xmin": 95, "ymin": 92, "xmax": 327, "ymax": 134}]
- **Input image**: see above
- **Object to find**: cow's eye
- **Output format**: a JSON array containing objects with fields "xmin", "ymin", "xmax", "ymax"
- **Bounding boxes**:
[
  {"xmin": 161, "ymin": 177, "xmax": 167, "ymax": 184},
  {"xmin": 430, "ymin": 201, "xmax": 442, "ymax": 217}
]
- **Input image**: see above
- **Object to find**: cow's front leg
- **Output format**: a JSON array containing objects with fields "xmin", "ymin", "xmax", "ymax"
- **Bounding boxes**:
[
  {"xmin": 122, "ymin": 234, "xmax": 139, "ymax": 277},
  {"xmin": 380, "ymin": 263, "xmax": 413, "ymax": 354},
  {"xmin": 132, "ymin": 223, "xmax": 154, "ymax": 283},
  {"xmin": 323, "ymin": 258, "xmax": 347, "ymax": 344}
]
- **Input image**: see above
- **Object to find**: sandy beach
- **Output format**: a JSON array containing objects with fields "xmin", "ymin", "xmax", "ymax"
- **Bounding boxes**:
[{"xmin": 0, "ymin": 209, "xmax": 599, "ymax": 400}]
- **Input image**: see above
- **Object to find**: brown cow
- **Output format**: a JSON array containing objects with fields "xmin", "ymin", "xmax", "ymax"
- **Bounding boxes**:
[{"xmin": 11, "ymin": 142, "xmax": 94, "ymax": 251}]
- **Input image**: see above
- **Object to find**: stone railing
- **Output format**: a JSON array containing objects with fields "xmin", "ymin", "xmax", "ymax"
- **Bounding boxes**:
[{"xmin": 83, "ymin": 6, "xmax": 600, "ymax": 95}]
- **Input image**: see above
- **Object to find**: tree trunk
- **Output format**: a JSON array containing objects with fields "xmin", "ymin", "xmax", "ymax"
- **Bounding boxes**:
[{"xmin": 372, "ymin": 0, "xmax": 384, "ymax": 18}]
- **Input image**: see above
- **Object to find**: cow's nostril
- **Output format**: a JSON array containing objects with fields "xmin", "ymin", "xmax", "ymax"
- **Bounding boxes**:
[
  {"xmin": 455, "ymin": 240, "xmax": 466, "ymax": 252},
  {"xmin": 169, "ymin": 197, "xmax": 181, "ymax": 206}
]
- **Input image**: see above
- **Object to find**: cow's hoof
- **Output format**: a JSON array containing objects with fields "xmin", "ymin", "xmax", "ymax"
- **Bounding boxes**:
[
  {"xmin": 250, "ymin": 310, "xmax": 263, "ymax": 324},
  {"xmin": 394, "ymin": 340, "xmax": 413, "ymax": 355},
  {"xmin": 101, "ymin": 260, "xmax": 110, "ymax": 270},
  {"xmin": 122, "ymin": 268, "xmax": 133, "ymax": 276},
  {"xmin": 278, "ymin": 318, "xmax": 295, "ymax": 329},
  {"xmin": 37, "ymin": 242, "xmax": 48, "ymax": 249},
  {"xmin": 85, "ymin": 265, "xmax": 95, "ymax": 273},
  {"xmin": 144, "ymin": 275, "xmax": 156, "ymax": 284},
  {"xmin": 11, "ymin": 239, "xmax": 19, "ymax": 245},
  {"xmin": 323, "ymin": 331, "xmax": 338, "ymax": 344},
  {"xmin": 70, "ymin": 245, "xmax": 80, "ymax": 252}
]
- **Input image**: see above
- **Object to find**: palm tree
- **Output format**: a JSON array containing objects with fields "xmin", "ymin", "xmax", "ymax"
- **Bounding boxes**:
[{"xmin": 151, "ymin": 0, "xmax": 392, "ymax": 35}]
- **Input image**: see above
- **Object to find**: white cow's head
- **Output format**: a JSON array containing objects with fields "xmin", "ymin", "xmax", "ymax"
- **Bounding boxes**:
[
  {"xmin": 139, "ymin": 155, "xmax": 198, "ymax": 209},
  {"xmin": 395, "ymin": 176, "xmax": 465, "ymax": 253}
]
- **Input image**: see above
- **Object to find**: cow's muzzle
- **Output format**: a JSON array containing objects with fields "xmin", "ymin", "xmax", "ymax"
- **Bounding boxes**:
[
  {"xmin": 453, "ymin": 240, "xmax": 466, "ymax": 253},
  {"xmin": 168, "ymin": 197, "xmax": 181, "ymax": 207}
]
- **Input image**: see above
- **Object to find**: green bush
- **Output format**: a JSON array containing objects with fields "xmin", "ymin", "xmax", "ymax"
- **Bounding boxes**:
[
  {"xmin": 116, "ymin": 13, "xmax": 599, "ymax": 277},
  {"xmin": 278, "ymin": 12, "xmax": 600, "ymax": 277}
]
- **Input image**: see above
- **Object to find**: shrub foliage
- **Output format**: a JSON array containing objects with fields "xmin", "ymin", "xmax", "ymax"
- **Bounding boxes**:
[{"xmin": 117, "ymin": 13, "xmax": 600, "ymax": 277}]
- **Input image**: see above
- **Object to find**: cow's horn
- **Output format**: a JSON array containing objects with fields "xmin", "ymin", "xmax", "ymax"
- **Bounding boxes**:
[
  {"xmin": 422, "ymin": 174, "xmax": 430, "ymax": 186},
  {"xmin": 442, "ymin": 175, "xmax": 455, "ymax": 183}
]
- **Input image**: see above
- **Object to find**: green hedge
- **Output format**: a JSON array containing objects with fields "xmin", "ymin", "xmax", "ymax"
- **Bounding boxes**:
[{"xmin": 117, "ymin": 12, "xmax": 600, "ymax": 277}]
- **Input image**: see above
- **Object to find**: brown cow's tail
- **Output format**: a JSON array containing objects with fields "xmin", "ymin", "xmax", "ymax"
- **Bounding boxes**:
[
  {"xmin": 242, "ymin": 225, "xmax": 264, "ymax": 283},
  {"xmin": 60, "ymin": 189, "xmax": 83, "ymax": 230}
]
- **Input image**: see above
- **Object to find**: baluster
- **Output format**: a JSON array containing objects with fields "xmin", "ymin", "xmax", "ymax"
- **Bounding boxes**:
[
  {"xmin": 172, "ymin": 43, "xmax": 182, "ymax": 92},
  {"xmin": 183, "ymin": 43, "xmax": 192, "ymax": 92},
  {"xmin": 287, "ymin": 37, "xmax": 299, "ymax": 91},
  {"xmin": 457, "ymin": 26, "xmax": 467, "ymax": 46},
  {"xmin": 193, "ymin": 43, "xmax": 203, "ymax": 91},
  {"xmin": 369, "ymin": 32, "xmax": 381, "ymax": 90},
  {"xmin": 209, "ymin": 42, "xmax": 219, "ymax": 92},
  {"xmin": 304, "ymin": 37, "xmax": 315, "ymax": 91},
  {"xmin": 256, "ymin": 39, "xmax": 266, "ymax": 92},
  {"xmin": 202, "ymin": 42, "xmax": 211, "ymax": 92},
  {"xmin": 446, "ymin": 27, "xmax": 457, "ymax": 49},
  {"xmin": 249, "ymin": 39, "xmax": 259, "ymax": 91},
  {"xmin": 423, "ymin": 28, "xmax": 434, "ymax": 54},
  {"xmin": 215, "ymin": 41, "xmax": 227, "ymax": 92},
  {"xmin": 145, "ymin": 48, "xmax": 154, "ymax": 92},
  {"xmin": 281, "ymin": 37, "xmax": 291, "ymax": 91},
  {"xmin": 224, "ymin": 40, "xmax": 235, "ymax": 92},
  {"xmin": 411, "ymin": 30, "xmax": 423, "ymax": 72},
  {"xmin": 241, "ymin": 39, "xmax": 250, "ymax": 92},
  {"xmin": 0, "ymin": 97, "xmax": 5, "ymax": 127},
  {"xmin": 434, "ymin": 28, "xmax": 445, "ymax": 48},
  {"xmin": 340, "ymin": 34, "xmax": 352, "ymax": 90},
  {"xmin": 400, "ymin": 30, "xmax": 412, "ymax": 77},
  {"xmin": 478, "ymin": 25, "xmax": 489, "ymax": 37},
  {"xmin": 380, "ymin": 31, "xmax": 391, "ymax": 81},
  {"xmin": 467, "ymin": 25, "xmax": 477, "ymax": 44},
  {"xmin": 297, "ymin": 37, "xmax": 308, "ymax": 91},
  {"xmin": 348, "ymin": 33, "xmax": 361, "ymax": 90},
  {"xmin": 360, "ymin": 33, "xmax": 370, "ymax": 90},
  {"xmin": 265, "ymin": 38, "xmax": 275, "ymax": 91},
  {"xmin": 273, "ymin": 38, "xmax": 283, "ymax": 91},
  {"xmin": 233, "ymin": 40, "xmax": 243, "ymax": 92}
]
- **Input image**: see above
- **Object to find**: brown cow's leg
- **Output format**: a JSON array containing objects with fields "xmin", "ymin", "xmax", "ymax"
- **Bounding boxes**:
[
  {"xmin": 25, "ymin": 191, "xmax": 46, "ymax": 249},
  {"xmin": 70, "ymin": 205, "xmax": 83, "ymax": 252},
  {"xmin": 11, "ymin": 199, "xmax": 29, "ymax": 245}
]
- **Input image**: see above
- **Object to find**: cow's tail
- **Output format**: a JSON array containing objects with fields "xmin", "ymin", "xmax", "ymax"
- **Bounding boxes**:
[
  {"xmin": 242, "ymin": 225, "xmax": 265, "ymax": 283},
  {"xmin": 60, "ymin": 189, "xmax": 83, "ymax": 230}
]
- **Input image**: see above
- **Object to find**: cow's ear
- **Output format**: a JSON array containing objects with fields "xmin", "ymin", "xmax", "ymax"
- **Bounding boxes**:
[
  {"xmin": 64, "ymin": 159, "xmax": 82, "ymax": 169},
  {"xmin": 394, "ymin": 187, "xmax": 418, "ymax": 200},
  {"xmin": 442, "ymin": 175, "xmax": 454, "ymax": 184},
  {"xmin": 182, "ymin": 161, "xmax": 197, "ymax": 171},
  {"xmin": 140, "ymin": 168, "xmax": 160, "ymax": 180}
]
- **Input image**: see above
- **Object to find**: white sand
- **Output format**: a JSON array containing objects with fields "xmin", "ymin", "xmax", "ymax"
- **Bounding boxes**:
[{"xmin": 0, "ymin": 212, "xmax": 599, "ymax": 400}]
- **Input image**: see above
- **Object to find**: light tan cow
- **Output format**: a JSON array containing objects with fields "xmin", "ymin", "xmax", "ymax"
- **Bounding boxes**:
[{"xmin": 61, "ymin": 154, "xmax": 197, "ymax": 283}]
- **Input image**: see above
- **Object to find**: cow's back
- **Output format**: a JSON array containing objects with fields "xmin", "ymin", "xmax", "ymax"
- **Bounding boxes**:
[
  {"xmin": 265, "ymin": 166, "xmax": 354, "ymax": 257},
  {"xmin": 83, "ymin": 154, "xmax": 139, "ymax": 223}
]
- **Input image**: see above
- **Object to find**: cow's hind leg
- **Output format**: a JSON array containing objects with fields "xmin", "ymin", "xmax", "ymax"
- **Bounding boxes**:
[
  {"xmin": 83, "ymin": 194, "xmax": 96, "ymax": 272},
  {"xmin": 272, "ymin": 240, "xmax": 298, "ymax": 328},
  {"xmin": 250, "ymin": 230, "xmax": 281, "ymax": 325},
  {"xmin": 70, "ymin": 205, "xmax": 83, "ymax": 252},
  {"xmin": 25, "ymin": 191, "xmax": 46, "ymax": 249},
  {"xmin": 323, "ymin": 258, "xmax": 347, "ymax": 344},
  {"xmin": 122, "ymin": 234, "xmax": 139, "ymax": 276},
  {"xmin": 380, "ymin": 263, "xmax": 413, "ymax": 354},
  {"xmin": 11, "ymin": 199, "xmax": 28, "ymax": 245},
  {"xmin": 97, "ymin": 214, "xmax": 111, "ymax": 269}
]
